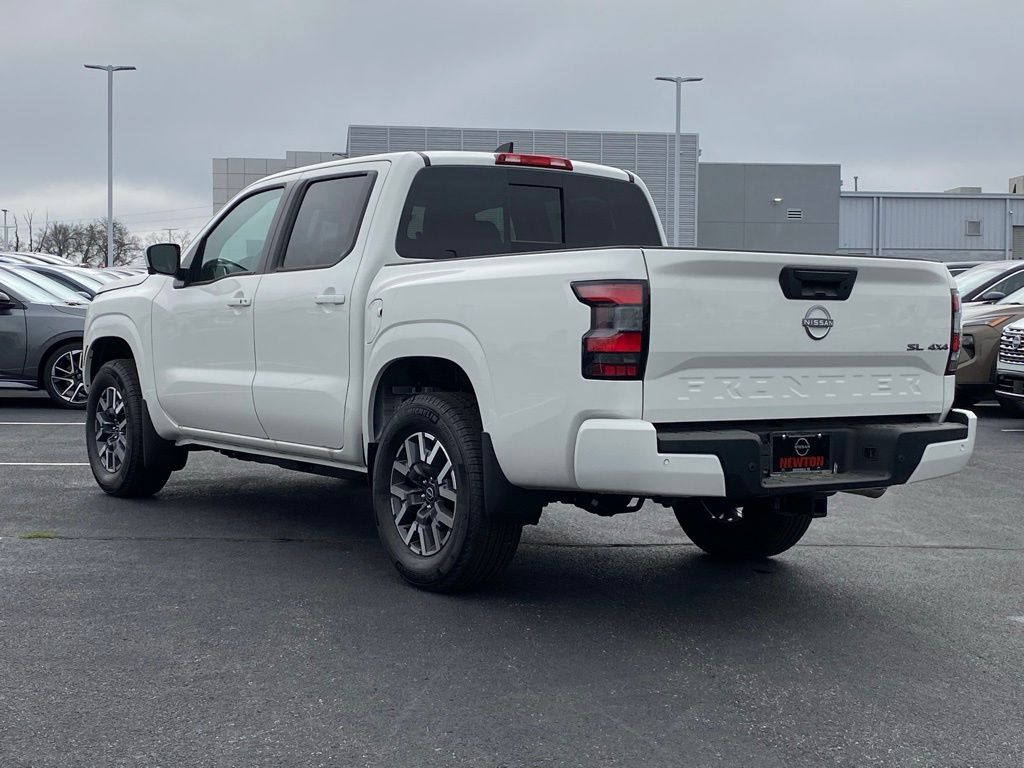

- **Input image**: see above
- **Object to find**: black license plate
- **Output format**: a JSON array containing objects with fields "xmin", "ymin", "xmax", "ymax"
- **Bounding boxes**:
[{"xmin": 771, "ymin": 433, "xmax": 832, "ymax": 473}]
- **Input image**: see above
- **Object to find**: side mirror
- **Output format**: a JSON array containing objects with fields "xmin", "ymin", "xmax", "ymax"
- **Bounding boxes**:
[
  {"xmin": 146, "ymin": 243, "xmax": 181, "ymax": 276},
  {"xmin": 0, "ymin": 291, "xmax": 16, "ymax": 311},
  {"xmin": 980, "ymin": 290, "xmax": 1006, "ymax": 302}
]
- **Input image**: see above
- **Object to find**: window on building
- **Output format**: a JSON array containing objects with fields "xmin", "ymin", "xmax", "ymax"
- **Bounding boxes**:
[{"xmin": 965, "ymin": 220, "xmax": 982, "ymax": 237}]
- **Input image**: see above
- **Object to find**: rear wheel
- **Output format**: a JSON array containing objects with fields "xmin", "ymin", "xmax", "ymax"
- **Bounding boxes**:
[
  {"xmin": 673, "ymin": 498, "xmax": 812, "ymax": 559},
  {"xmin": 42, "ymin": 342, "xmax": 87, "ymax": 409},
  {"xmin": 86, "ymin": 359, "xmax": 178, "ymax": 498},
  {"xmin": 372, "ymin": 393, "xmax": 522, "ymax": 592}
]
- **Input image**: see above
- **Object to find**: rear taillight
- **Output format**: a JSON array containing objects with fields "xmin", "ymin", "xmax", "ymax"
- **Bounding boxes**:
[
  {"xmin": 495, "ymin": 152, "xmax": 573, "ymax": 171},
  {"xmin": 572, "ymin": 280, "xmax": 649, "ymax": 379},
  {"xmin": 946, "ymin": 288, "xmax": 961, "ymax": 375}
]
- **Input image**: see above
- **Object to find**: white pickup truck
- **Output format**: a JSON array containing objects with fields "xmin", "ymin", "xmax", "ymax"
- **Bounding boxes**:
[{"xmin": 83, "ymin": 150, "xmax": 976, "ymax": 591}]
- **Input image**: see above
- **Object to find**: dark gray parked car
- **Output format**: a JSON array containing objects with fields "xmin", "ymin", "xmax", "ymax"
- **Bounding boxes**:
[{"xmin": 0, "ymin": 268, "xmax": 88, "ymax": 408}]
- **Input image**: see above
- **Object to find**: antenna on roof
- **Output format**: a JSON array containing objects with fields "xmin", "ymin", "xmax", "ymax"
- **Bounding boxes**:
[{"xmin": 495, "ymin": 142, "xmax": 513, "ymax": 153}]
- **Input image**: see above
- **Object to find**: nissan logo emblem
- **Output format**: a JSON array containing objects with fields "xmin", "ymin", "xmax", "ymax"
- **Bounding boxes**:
[
  {"xmin": 794, "ymin": 437, "xmax": 811, "ymax": 457},
  {"xmin": 802, "ymin": 305, "xmax": 834, "ymax": 340}
]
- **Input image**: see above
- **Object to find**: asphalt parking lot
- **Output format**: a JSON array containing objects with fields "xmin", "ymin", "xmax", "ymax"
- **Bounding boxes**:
[{"xmin": 1, "ymin": 392, "xmax": 1021, "ymax": 768}]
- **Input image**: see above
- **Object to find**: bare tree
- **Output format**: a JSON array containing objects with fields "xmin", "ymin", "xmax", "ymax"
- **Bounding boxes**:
[
  {"xmin": 21, "ymin": 211, "xmax": 35, "ymax": 252},
  {"xmin": 37, "ymin": 222, "xmax": 80, "ymax": 262},
  {"xmin": 144, "ymin": 229, "xmax": 193, "ymax": 250},
  {"xmin": 33, "ymin": 218, "xmax": 142, "ymax": 266},
  {"xmin": 33, "ymin": 213, "xmax": 51, "ymax": 253}
]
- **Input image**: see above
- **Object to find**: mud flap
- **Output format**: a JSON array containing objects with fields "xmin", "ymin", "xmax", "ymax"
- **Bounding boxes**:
[
  {"xmin": 482, "ymin": 432, "xmax": 543, "ymax": 526},
  {"xmin": 142, "ymin": 400, "xmax": 187, "ymax": 471}
]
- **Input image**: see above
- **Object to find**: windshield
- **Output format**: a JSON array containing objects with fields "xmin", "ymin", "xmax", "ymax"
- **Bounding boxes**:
[
  {"xmin": 7, "ymin": 267, "xmax": 88, "ymax": 303},
  {"xmin": 30, "ymin": 254, "xmax": 75, "ymax": 266},
  {"xmin": 86, "ymin": 270, "xmax": 122, "ymax": 284},
  {"xmin": 396, "ymin": 166, "xmax": 662, "ymax": 260},
  {"xmin": 955, "ymin": 262, "xmax": 1015, "ymax": 296},
  {"xmin": 997, "ymin": 286, "xmax": 1024, "ymax": 305},
  {"xmin": 56, "ymin": 270, "xmax": 103, "ymax": 289},
  {"xmin": 0, "ymin": 269, "xmax": 73, "ymax": 304}
]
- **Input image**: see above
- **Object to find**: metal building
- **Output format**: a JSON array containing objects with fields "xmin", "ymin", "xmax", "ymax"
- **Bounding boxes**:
[
  {"xmin": 698, "ymin": 163, "xmax": 840, "ymax": 254},
  {"xmin": 209, "ymin": 124, "xmax": 1024, "ymax": 263},
  {"xmin": 212, "ymin": 150, "xmax": 344, "ymax": 211},
  {"xmin": 345, "ymin": 124, "xmax": 699, "ymax": 246},
  {"xmin": 839, "ymin": 191, "xmax": 1024, "ymax": 261}
]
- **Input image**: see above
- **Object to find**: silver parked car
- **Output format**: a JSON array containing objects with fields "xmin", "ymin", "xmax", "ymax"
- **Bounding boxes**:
[
  {"xmin": 16, "ymin": 263, "xmax": 107, "ymax": 298},
  {"xmin": 0, "ymin": 267, "xmax": 89, "ymax": 408}
]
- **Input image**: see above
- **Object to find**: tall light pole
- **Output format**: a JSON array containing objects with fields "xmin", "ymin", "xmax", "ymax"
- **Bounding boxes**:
[
  {"xmin": 84, "ymin": 64, "xmax": 136, "ymax": 267},
  {"xmin": 655, "ymin": 75, "xmax": 702, "ymax": 247},
  {"xmin": 1, "ymin": 208, "xmax": 9, "ymax": 250}
]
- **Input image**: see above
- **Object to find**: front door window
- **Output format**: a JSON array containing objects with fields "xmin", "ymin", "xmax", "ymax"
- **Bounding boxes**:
[{"xmin": 192, "ymin": 188, "xmax": 283, "ymax": 283}]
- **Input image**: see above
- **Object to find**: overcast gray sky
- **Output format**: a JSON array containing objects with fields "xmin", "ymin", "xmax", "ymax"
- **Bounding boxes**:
[{"xmin": 2, "ymin": 0, "xmax": 1022, "ymax": 240}]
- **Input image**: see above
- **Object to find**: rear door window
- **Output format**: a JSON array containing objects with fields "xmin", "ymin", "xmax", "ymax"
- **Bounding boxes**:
[
  {"xmin": 396, "ymin": 166, "xmax": 661, "ymax": 260},
  {"xmin": 279, "ymin": 174, "xmax": 375, "ymax": 271}
]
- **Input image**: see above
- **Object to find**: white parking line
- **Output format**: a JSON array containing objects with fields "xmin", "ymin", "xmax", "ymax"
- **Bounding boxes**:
[
  {"xmin": 1001, "ymin": 429, "xmax": 1024, "ymax": 433},
  {"xmin": 0, "ymin": 462, "xmax": 89, "ymax": 466},
  {"xmin": 0, "ymin": 422, "xmax": 84, "ymax": 426}
]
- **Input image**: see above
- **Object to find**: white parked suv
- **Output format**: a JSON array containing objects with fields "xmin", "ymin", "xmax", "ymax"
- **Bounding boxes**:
[
  {"xmin": 83, "ymin": 150, "xmax": 976, "ymax": 591},
  {"xmin": 995, "ymin": 318, "xmax": 1024, "ymax": 415}
]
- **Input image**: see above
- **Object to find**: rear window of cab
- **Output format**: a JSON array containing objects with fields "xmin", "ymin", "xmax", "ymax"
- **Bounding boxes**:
[{"xmin": 396, "ymin": 166, "xmax": 662, "ymax": 260}]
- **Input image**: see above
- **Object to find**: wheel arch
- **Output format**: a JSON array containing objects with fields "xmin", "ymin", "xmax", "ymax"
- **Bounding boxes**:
[
  {"xmin": 364, "ymin": 323, "xmax": 497, "ymax": 452},
  {"xmin": 85, "ymin": 336, "xmax": 137, "ymax": 384},
  {"xmin": 84, "ymin": 314, "xmax": 145, "ymax": 387},
  {"xmin": 35, "ymin": 333, "xmax": 84, "ymax": 388},
  {"xmin": 368, "ymin": 355, "xmax": 480, "ymax": 445}
]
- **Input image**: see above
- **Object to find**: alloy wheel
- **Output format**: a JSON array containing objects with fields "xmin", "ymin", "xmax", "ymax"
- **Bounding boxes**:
[
  {"xmin": 94, "ymin": 386, "xmax": 128, "ymax": 473},
  {"xmin": 389, "ymin": 431, "xmax": 458, "ymax": 556},
  {"xmin": 50, "ymin": 349, "xmax": 87, "ymax": 405}
]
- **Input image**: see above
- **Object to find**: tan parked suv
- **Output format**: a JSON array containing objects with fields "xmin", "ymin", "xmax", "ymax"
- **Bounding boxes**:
[{"xmin": 956, "ymin": 287, "xmax": 1024, "ymax": 405}]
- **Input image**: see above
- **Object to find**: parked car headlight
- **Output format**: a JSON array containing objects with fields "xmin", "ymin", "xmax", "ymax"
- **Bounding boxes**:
[{"xmin": 962, "ymin": 315, "xmax": 1014, "ymax": 328}]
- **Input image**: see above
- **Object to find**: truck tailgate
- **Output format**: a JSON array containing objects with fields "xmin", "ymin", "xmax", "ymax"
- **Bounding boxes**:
[{"xmin": 642, "ymin": 250, "xmax": 954, "ymax": 423}]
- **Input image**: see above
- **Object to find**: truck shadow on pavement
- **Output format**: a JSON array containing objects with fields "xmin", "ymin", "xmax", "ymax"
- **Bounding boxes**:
[{"xmin": 132, "ymin": 467, "xmax": 887, "ymax": 629}]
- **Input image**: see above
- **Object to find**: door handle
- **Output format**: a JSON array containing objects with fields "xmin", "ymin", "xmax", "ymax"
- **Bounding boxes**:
[
  {"xmin": 226, "ymin": 296, "xmax": 252, "ymax": 308},
  {"xmin": 314, "ymin": 293, "xmax": 346, "ymax": 305}
]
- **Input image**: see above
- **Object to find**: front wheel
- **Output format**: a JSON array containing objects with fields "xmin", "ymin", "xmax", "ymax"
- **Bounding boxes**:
[
  {"xmin": 85, "ymin": 359, "xmax": 176, "ymax": 498},
  {"xmin": 372, "ymin": 393, "xmax": 522, "ymax": 592},
  {"xmin": 673, "ymin": 498, "xmax": 813, "ymax": 559}
]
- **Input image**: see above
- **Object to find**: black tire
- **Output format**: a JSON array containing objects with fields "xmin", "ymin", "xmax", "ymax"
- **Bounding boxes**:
[
  {"xmin": 372, "ymin": 392, "xmax": 522, "ymax": 592},
  {"xmin": 85, "ymin": 359, "xmax": 175, "ymax": 498},
  {"xmin": 996, "ymin": 397, "xmax": 1024, "ymax": 418},
  {"xmin": 673, "ymin": 498, "xmax": 812, "ymax": 559},
  {"xmin": 42, "ymin": 341, "xmax": 88, "ymax": 410}
]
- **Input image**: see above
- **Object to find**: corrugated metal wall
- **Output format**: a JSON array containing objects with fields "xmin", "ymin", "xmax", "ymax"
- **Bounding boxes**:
[
  {"xmin": 347, "ymin": 125, "xmax": 699, "ymax": 246},
  {"xmin": 840, "ymin": 193, "xmax": 1024, "ymax": 260}
]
